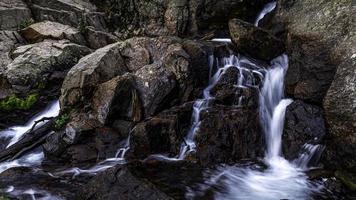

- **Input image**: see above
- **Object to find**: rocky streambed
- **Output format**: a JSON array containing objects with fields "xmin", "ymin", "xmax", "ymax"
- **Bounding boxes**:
[{"xmin": 0, "ymin": 0, "xmax": 355, "ymax": 199}]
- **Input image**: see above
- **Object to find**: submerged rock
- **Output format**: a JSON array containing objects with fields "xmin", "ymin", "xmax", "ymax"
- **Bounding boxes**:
[{"xmin": 229, "ymin": 18, "xmax": 285, "ymax": 61}]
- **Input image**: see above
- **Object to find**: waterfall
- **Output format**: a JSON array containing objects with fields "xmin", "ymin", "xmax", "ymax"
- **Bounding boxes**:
[
  {"xmin": 0, "ymin": 100, "xmax": 60, "ymax": 148},
  {"xmin": 254, "ymin": 1, "xmax": 277, "ymax": 26}
]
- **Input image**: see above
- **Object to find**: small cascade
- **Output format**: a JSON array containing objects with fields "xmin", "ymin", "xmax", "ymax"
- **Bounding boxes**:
[
  {"xmin": 254, "ymin": 1, "xmax": 277, "ymax": 26},
  {"xmin": 0, "ymin": 100, "xmax": 60, "ymax": 148},
  {"xmin": 177, "ymin": 54, "xmax": 265, "ymax": 160},
  {"xmin": 54, "ymin": 134, "xmax": 131, "ymax": 177},
  {"xmin": 4, "ymin": 186, "xmax": 63, "ymax": 200},
  {"xmin": 0, "ymin": 148, "xmax": 44, "ymax": 174}
]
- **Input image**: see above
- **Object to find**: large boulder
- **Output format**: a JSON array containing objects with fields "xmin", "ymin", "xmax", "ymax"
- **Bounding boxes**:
[
  {"xmin": 2, "ymin": 40, "xmax": 91, "ymax": 94},
  {"xmin": 282, "ymin": 100, "xmax": 326, "ymax": 160},
  {"xmin": 0, "ymin": 0, "xmax": 32, "ymax": 31},
  {"xmin": 273, "ymin": 0, "xmax": 355, "ymax": 169},
  {"xmin": 60, "ymin": 42, "xmax": 127, "ymax": 108},
  {"xmin": 274, "ymin": 0, "xmax": 354, "ymax": 104},
  {"xmin": 194, "ymin": 105, "xmax": 263, "ymax": 166},
  {"xmin": 229, "ymin": 18, "xmax": 285, "ymax": 61},
  {"xmin": 20, "ymin": 21, "xmax": 86, "ymax": 44}
]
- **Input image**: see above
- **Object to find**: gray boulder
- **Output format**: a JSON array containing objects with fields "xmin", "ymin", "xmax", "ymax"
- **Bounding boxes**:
[
  {"xmin": 0, "ymin": 0, "xmax": 32, "ymax": 30},
  {"xmin": 20, "ymin": 21, "xmax": 86, "ymax": 45},
  {"xmin": 3, "ymin": 40, "xmax": 91, "ymax": 93}
]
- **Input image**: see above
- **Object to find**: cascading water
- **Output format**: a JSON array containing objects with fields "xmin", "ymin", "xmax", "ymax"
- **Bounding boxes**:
[
  {"xmin": 254, "ymin": 1, "xmax": 277, "ymax": 26},
  {"xmin": 0, "ymin": 100, "xmax": 60, "ymax": 148},
  {"xmin": 187, "ymin": 55, "xmax": 324, "ymax": 200}
]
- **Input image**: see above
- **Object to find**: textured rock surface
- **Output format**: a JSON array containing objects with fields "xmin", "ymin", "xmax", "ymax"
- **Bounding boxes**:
[
  {"xmin": 20, "ymin": 21, "xmax": 86, "ymax": 44},
  {"xmin": 75, "ymin": 162, "xmax": 174, "ymax": 200},
  {"xmin": 0, "ymin": 31, "xmax": 25, "ymax": 76},
  {"xmin": 2, "ymin": 40, "xmax": 91, "ymax": 93},
  {"xmin": 0, "ymin": 0, "xmax": 32, "ymax": 30},
  {"xmin": 283, "ymin": 100, "xmax": 326, "ymax": 160},
  {"xmin": 229, "ymin": 18, "xmax": 285, "ymax": 61}
]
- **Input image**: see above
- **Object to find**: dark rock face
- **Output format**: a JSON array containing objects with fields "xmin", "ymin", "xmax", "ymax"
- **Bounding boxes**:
[
  {"xmin": 229, "ymin": 18, "xmax": 285, "ymax": 61},
  {"xmin": 129, "ymin": 102, "xmax": 193, "ymax": 160},
  {"xmin": 195, "ymin": 105, "xmax": 263, "ymax": 166},
  {"xmin": 272, "ymin": 0, "xmax": 356, "ymax": 170},
  {"xmin": 75, "ymin": 162, "xmax": 174, "ymax": 200},
  {"xmin": 283, "ymin": 100, "xmax": 326, "ymax": 160}
]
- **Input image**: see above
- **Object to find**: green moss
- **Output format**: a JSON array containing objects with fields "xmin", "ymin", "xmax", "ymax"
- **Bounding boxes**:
[
  {"xmin": 18, "ymin": 18, "xmax": 34, "ymax": 30},
  {"xmin": 0, "ymin": 94, "xmax": 39, "ymax": 111},
  {"xmin": 54, "ymin": 113, "xmax": 70, "ymax": 130},
  {"xmin": 335, "ymin": 170, "xmax": 356, "ymax": 191}
]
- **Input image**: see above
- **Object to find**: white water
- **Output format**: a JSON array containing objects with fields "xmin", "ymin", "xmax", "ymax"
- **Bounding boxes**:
[
  {"xmin": 254, "ymin": 1, "xmax": 277, "ymax": 26},
  {"xmin": 0, "ymin": 100, "xmax": 60, "ymax": 148},
  {"xmin": 4, "ymin": 186, "xmax": 63, "ymax": 200},
  {"xmin": 0, "ymin": 149, "xmax": 44, "ymax": 174},
  {"xmin": 188, "ymin": 55, "xmax": 324, "ymax": 200},
  {"xmin": 211, "ymin": 38, "xmax": 232, "ymax": 43},
  {"xmin": 54, "ymin": 134, "xmax": 130, "ymax": 177}
]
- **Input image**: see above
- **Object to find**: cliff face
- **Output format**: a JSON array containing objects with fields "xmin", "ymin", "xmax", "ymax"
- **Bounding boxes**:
[{"xmin": 0, "ymin": 0, "xmax": 355, "ymax": 199}]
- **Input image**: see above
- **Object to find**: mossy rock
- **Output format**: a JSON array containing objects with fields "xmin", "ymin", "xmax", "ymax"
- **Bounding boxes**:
[
  {"xmin": 335, "ymin": 170, "xmax": 356, "ymax": 191},
  {"xmin": 0, "ymin": 93, "xmax": 38, "ymax": 111}
]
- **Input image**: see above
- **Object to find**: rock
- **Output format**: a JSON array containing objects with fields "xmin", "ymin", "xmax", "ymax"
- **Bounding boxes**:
[
  {"xmin": 273, "ymin": 0, "xmax": 354, "ymax": 104},
  {"xmin": 229, "ymin": 18, "xmax": 285, "ymax": 61},
  {"xmin": 92, "ymin": 74, "xmax": 142, "ymax": 124},
  {"xmin": 0, "ymin": 0, "xmax": 32, "ymax": 31},
  {"xmin": 0, "ymin": 167, "xmax": 78, "ymax": 199},
  {"xmin": 2, "ymin": 40, "xmax": 91, "ymax": 94},
  {"xmin": 84, "ymin": 26, "xmax": 118, "ymax": 49},
  {"xmin": 60, "ymin": 42, "xmax": 127, "ymax": 108},
  {"xmin": 92, "ymin": 0, "xmax": 272, "ymax": 39},
  {"xmin": 75, "ymin": 162, "xmax": 174, "ymax": 200},
  {"xmin": 194, "ymin": 105, "xmax": 263, "ymax": 166},
  {"xmin": 28, "ymin": 0, "xmax": 107, "ymax": 31},
  {"xmin": 20, "ymin": 21, "xmax": 86, "ymax": 44},
  {"xmin": 282, "ymin": 100, "xmax": 326, "ymax": 160},
  {"xmin": 0, "ymin": 31, "xmax": 25, "ymax": 77},
  {"xmin": 128, "ymin": 102, "xmax": 193, "ymax": 160},
  {"xmin": 134, "ymin": 63, "xmax": 177, "ymax": 117},
  {"xmin": 43, "ymin": 126, "xmax": 126, "ymax": 166},
  {"xmin": 273, "ymin": 0, "xmax": 355, "ymax": 169}
]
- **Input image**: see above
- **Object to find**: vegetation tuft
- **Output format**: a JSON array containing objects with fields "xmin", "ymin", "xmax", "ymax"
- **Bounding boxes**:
[{"xmin": 0, "ymin": 94, "xmax": 38, "ymax": 111}]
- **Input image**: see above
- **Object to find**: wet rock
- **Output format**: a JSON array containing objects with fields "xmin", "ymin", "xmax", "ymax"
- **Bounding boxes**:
[
  {"xmin": 210, "ymin": 67, "xmax": 260, "ymax": 108},
  {"xmin": 20, "ymin": 21, "xmax": 86, "ymax": 45},
  {"xmin": 43, "ymin": 126, "xmax": 126, "ymax": 166},
  {"xmin": 0, "ymin": 0, "xmax": 32, "ymax": 31},
  {"xmin": 60, "ymin": 42, "xmax": 127, "ymax": 108},
  {"xmin": 273, "ymin": 0, "xmax": 356, "ymax": 170},
  {"xmin": 84, "ymin": 26, "xmax": 118, "ymax": 49},
  {"xmin": 0, "ymin": 167, "xmax": 78, "ymax": 199},
  {"xmin": 194, "ymin": 105, "xmax": 263, "ymax": 166},
  {"xmin": 129, "ymin": 102, "xmax": 193, "ymax": 160},
  {"xmin": 92, "ymin": 74, "xmax": 142, "ymax": 124},
  {"xmin": 2, "ymin": 40, "xmax": 91, "ymax": 94},
  {"xmin": 229, "ymin": 18, "xmax": 285, "ymax": 61},
  {"xmin": 75, "ymin": 162, "xmax": 175, "ymax": 200},
  {"xmin": 283, "ymin": 100, "xmax": 326, "ymax": 160}
]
